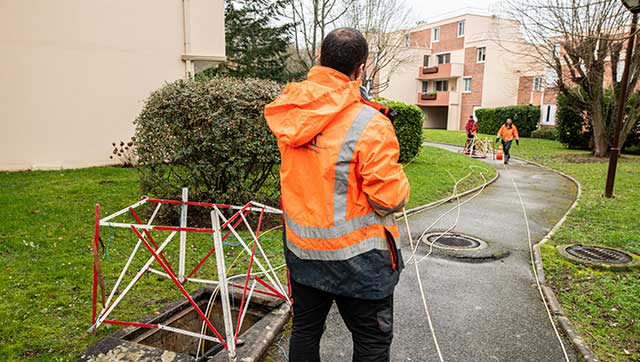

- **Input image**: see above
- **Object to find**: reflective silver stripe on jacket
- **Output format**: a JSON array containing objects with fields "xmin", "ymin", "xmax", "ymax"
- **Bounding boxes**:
[
  {"xmin": 284, "ymin": 211, "xmax": 395, "ymax": 240},
  {"xmin": 286, "ymin": 236, "xmax": 389, "ymax": 261},
  {"xmin": 285, "ymin": 105, "xmax": 396, "ymax": 261},
  {"xmin": 334, "ymin": 106, "xmax": 377, "ymax": 223},
  {"xmin": 368, "ymin": 197, "xmax": 407, "ymax": 216}
]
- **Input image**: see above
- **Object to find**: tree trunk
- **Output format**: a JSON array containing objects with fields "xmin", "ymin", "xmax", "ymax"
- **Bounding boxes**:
[{"xmin": 590, "ymin": 102, "xmax": 610, "ymax": 157}]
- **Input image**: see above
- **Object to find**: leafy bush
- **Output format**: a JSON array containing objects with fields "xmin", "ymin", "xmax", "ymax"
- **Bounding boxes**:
[
  {"xmin": 135, "ymin": 77, "xmax": 283, "ymax": 214},
  {"xmin": 556, "ymin": 92, "xmax": 591, "ymax": 149},
  {"xmin": 623, "ymin": 121, "xmax": 640, "ymax": 154},
  {"xmin": 476, "ymin": 105, "xmax": 540, "ymax": 137},
  {"xmin": 375, "ymin": 98, "xmax": 424, "ymax": 163},
  {"xmin": 530, "ymin": 127, "xmax": 557, "ymax": 140}
]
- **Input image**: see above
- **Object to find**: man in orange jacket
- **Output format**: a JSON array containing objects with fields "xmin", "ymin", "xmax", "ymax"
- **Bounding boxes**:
[
  {"xmin": 496, "ymin": 118, "xmax": 519, "ymax": 164},
  {"xmin": 264, "ymin": 28, "xmax": 410, "ymax": 362}
]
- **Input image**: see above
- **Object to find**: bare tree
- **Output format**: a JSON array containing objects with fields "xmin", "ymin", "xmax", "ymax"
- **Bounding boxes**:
[
  {"xmin": 289, "ymin": 0, "xmax": 355, "ymax": 71},
  {"xmin": 504, "ymin": 0, "xmax": 639, "ymax": 156},
  {"xmin": 343, "ymin": 0, "xmax": 415, "ymax": 94}
]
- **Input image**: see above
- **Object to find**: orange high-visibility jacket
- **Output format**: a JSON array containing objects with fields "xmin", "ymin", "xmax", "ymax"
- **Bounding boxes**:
[
  {"xmin": 264, "ymin": 66, "xmax": 410, "ymax": 299},
  {"xmin": 497, "ymin": 124, "xmax": 519, "ymax": 141}
]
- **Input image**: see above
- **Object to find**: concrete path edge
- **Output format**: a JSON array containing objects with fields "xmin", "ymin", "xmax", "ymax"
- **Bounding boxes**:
[
  {"xmin": 424, "ymin": 140, "xmax": 598, "ymax": 362},
  {"xmin": 512, "ymin": 157, "xmax": 599, "ymax": 362}
]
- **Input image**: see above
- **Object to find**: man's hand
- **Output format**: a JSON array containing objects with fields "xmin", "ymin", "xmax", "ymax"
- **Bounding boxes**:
[
  {"xmin": 516, "ymin": 139, "xmax": 520, "ymax": 146},
  {"xmin": 495, "ymin": 137, "xmax": 500, "ymax": 144}
]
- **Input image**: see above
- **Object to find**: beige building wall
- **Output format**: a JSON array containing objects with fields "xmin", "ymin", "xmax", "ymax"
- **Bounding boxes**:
[
  {"xmin": 474, "ymin": 18, "xmax": 526, "ymax": 109},
  {"xmin": 0, "ymin": 0, "xmax": 225, "ymax": 170},
  {"xmin": 379, "ymin": 48, "xmax": 424, "ymax": 104}
]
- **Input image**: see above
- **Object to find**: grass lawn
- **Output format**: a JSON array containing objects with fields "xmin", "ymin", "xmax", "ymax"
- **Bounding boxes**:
[
  {"xmin": 0, "ymin": 145, "xmax": 492, "ymax": 361},
  {"xmin": 403, "ymin": 145, "xmax": 496, "ymax": 209},
  {"xmin": 425, "ymin": 129, "xmax": 640, "ymax": 361}
]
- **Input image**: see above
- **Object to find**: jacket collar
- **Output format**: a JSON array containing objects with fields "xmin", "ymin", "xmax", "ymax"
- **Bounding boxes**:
[{"xmin": 307, "ymin": 66, "xmax": 361, "ymax": 89}]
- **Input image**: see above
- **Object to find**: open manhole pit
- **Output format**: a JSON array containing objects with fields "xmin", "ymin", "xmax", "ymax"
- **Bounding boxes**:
[
  {"xmin": 559, "ymin": 244, "xmax": 640, "ymax": 270},
  {"xmin": 425, "ymin": 232, "xmax": 486, "ymax": 250},
  {"xmin": 124, "ymin": 293, "xmax": 263, "ymax": 359},
  {"xmin": 80, "ymin": 287, "xmax": 290, "ymax": 362}
]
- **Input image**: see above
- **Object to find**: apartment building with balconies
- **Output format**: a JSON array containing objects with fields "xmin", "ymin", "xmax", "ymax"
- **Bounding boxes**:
[{"xmin": 379, "ymin": 13, "xmax": 538, "ymax": 130}]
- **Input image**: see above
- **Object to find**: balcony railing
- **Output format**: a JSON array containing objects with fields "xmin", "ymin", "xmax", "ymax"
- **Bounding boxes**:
[
  {"xmin": 418, "ymin": 63, "xmax": 464, "ymax": 80},
  {"xmin": 421, "ymin": 92, "xmax": 437, "ymax": 100},
  {"xmin": 417, "ymin": 91, "xmax": 450, "ymax": 106},
  {"xmin": 421, "ymin": 66, "xmax": 439, "ymax": 74}
]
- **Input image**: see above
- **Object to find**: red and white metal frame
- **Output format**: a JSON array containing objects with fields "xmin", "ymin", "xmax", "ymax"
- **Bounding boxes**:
[{"xmin": 90, "ymin": 188, "xmax": 288, "ymax": 361}]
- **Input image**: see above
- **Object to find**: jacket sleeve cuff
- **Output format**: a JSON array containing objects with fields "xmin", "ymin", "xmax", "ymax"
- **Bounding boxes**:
[{"xmin": 368, "ymin": 197, "xmax": 408, "ymax": 216}]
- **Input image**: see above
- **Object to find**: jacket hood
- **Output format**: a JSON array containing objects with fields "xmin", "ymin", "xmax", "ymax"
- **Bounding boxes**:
[{"xmin": 264, "ymin": 66, "xmax": 363, "ymax": 147}]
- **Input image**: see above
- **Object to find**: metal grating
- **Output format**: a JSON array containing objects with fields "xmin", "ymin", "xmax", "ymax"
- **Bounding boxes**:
[
  {"xmin": 427, "ymin": 233, "xmax": 481, "ymax": 249},
  {"xmin": 565, "ymin": 245, "xmax": 633, "ymax": 264}
]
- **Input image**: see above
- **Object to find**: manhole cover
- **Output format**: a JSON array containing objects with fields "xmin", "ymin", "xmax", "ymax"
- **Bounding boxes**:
[
  {"xmin": 558, "ymin": 244, "xmax": 639, "ymax": 270},
  {"xmin": 565, "ymin": 245, "xmax": 632, "ymax": 264},
  {"xmin": 425, "ymin": 232, "xmax": 484, "ymax": 250}
]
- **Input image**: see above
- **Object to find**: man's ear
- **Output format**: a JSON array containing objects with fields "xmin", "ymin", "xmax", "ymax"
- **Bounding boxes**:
[{"xmin": 351, "ymin": 64, "xmax": 365, "ymax": 80}]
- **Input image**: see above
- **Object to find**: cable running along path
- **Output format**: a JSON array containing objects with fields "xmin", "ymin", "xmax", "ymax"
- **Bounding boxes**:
[{"xmin": 316, "ymin": 142, "xmax": 579, "ymax": 362}]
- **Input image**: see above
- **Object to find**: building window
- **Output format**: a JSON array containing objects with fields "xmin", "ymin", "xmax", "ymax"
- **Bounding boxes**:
[
  {"xmin": 436, "ymin": 53, "xmax": 451, "ymax": 65},
  {"xmin": 435, "ymin": 80, "xmax": 449, "ymax": 91},
  {"xmin": 423, "ymin": 55, "xmax": 430, "ymax": 67},
  {"xmin": 463, "ymin": 77, "xmax": 472, "ymax": 93},
  {"xmin": 533, "ymin": 76, "xmax": 544, "ymax": 91},
  {"xmin": 545, "ymin": 69, "xmax": 558, "ymax": 87},
  {"xmin": 457, "ymin": 21, "xmax": 465, "ymax": 37},
  {"xmin": 616, "ymin": 60, "xmax": 625, "ymax": 82},
  {"xmin": 404, "ymin": 34, "xmax": 410, "ymax": 47},
  {"xmin": 477, "ymin": 47, "xmax": 486, "ymax": 63},
  {"xmin": 541, "ymin": 104, "xmax": 557, "ymax": 125},
  {"xmin": 433, "ymin": 27, "xmax": 440, "ymax": 42},
  {"xmin": 422, "ymin": 81, "xmax": 429, "ymax": 93}
]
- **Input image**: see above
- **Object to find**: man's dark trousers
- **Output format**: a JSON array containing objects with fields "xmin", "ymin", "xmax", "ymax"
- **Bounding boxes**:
[
  {"xmin": 502, "ymin": 139, "xmax": 513, "ymax": 163},
  {"xmin": 288, "ymin": 279, "xmax": 394, "ymax": 362}
]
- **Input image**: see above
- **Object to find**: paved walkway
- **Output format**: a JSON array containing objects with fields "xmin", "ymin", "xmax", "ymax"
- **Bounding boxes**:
[{"xmin": 317, "ymin": 142, "xmax": 579, "ymax": 361}]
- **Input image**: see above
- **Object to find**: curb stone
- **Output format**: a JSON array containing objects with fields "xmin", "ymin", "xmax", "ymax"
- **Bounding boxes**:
[{"xmin": 511, "ymin": 156, "xmax": 599, "ymax": 361}]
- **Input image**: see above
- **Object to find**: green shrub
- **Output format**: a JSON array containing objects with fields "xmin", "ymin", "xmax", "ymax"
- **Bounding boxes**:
[
  {"xmin": 530, "ymin": 127, "xmax": 557, "ymax": 140},
  {"xmin": 556, "ymin": 92, "xmax": 591, "ymax": 149},
  {"xmin": 375, "ymin": 98, "xmax": 424, "ymax": 163},
  {"xmin": 134, "ymin": 77, "xmax": 283, "ymax": 214},
  {"xmin": 476, "ymin": 105, "xmax": 540, "ymax": 137}
]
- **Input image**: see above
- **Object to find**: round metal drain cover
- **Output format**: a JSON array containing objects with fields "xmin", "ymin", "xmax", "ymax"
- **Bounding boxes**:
[
  {"xmin": 425, "ymin": 232, "xmax": 485, "ymax": 250},
  {"xmin": 565, "ymin": 245, "xmax": 632, "ymax": 264},
  {"xmin": 558, "ymin": 244, "xmax": 639, "ymax": 270}
]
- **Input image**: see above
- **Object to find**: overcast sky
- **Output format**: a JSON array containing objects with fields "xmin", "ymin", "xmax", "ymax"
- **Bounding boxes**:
[{"xmin": 404, "ymin": 0, "xmax": 502, "ymax": 25}]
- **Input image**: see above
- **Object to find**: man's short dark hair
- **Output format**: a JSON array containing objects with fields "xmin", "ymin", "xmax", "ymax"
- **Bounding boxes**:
[{"xmin": 320, "ymin": 28, "xmax": 369, "ymax": 76}]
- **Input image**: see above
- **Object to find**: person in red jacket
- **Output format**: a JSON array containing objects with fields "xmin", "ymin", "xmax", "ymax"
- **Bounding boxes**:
[
  {"xmin": 265, "ymin": 28, "xmax": 409, "ymax": 362},
  {"xmin": 464, "ymin": 115, "xmax": 478, "ymax": 153}
]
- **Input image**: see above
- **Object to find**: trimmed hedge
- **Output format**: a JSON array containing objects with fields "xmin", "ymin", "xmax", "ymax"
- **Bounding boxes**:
[
  {"xmin": 476, "ymin": 105, "xmax": 540, "ymax": 137},
  {"xmin": 375, "ymin": 98, "xmax": 424, "ymax": 163},
  {"xmin": 531, "ymin": 127, "xmax": 557, "ymax": 140},
  {"xmin": 134, "ymin": 77, "xmax": 283, "ymax": 213},
  {"xmin": 556, "ymin": 92, "xmax": 591, "ymax": 149}
]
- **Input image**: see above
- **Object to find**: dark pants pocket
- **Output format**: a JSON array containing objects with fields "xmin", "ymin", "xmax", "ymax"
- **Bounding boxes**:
[{"xmin": 336, "ymin": 294, "xmax": 394, "ymax": 362}]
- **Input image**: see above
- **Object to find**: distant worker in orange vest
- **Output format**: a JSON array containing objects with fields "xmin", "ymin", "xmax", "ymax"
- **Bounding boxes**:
[
  {"xmin": 496, "ymin": 118, "xmax": 520, "ymax": 164},
  {"xmin": 265, "ymin": 27, "xmax": 410, "ymax": 362}
]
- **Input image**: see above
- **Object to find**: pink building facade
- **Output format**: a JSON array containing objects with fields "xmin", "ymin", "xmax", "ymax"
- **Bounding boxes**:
[{"xmin": 379, "ymin": 13, "xmax": 558, "ymax": 130}]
